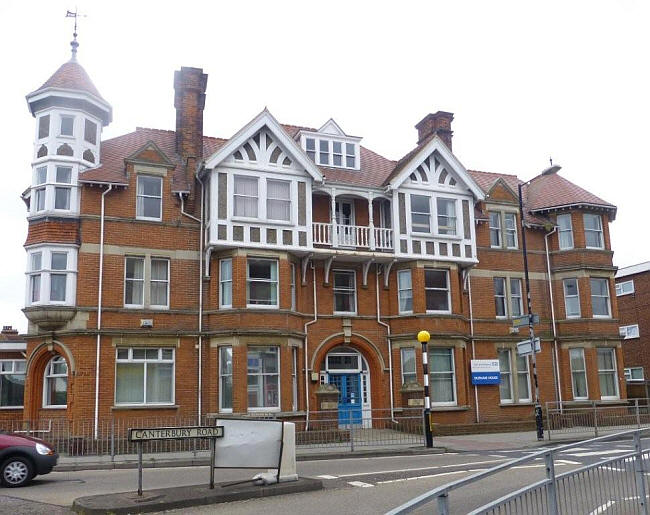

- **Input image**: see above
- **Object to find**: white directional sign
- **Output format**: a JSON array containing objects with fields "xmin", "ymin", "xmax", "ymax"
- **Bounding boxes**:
[
  {"xmin": 512, "ymin": 314, "xmax": 540, "ymax": 328},
  {"xmin": 517, "ymin": 338, "xmax": 541, "ymax": 356}
]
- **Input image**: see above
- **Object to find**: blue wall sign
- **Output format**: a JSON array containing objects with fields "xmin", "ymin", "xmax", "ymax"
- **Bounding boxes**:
[{"xmin": 470, "ymin": 359, "xmax": 501, "ymax": 385}]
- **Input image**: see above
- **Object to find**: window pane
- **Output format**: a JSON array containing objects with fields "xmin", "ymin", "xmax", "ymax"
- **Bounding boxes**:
[
  {"xmin": 56, "ymin": 167, "xmax": 72, "ymax": 183},
  {"xmin": 126, "ymin": 258, "xmax": 144, "ymax": 279},
  {"xmin": 138, "ymin": 176, "xmax": 162, "ymax": 197},
  {"xmin": 411, "ymin": 195, "xmax": 430, "ymax": 213},
  {"xmin": 30, "ymin": 275, "xmax": 40, "ymax": 302},
  {"xmin": 425, "ymin": 270, "xmax": 446, "ymax": 289},
  {"xmin": 249, "ymin": 260, "xmax": 273, "ymax": 280},
  {"xmin": 35, "ymin": 189, "xmax": 45, "ymax": 211},
  {"xmin": 334, "ymin": 271, "xmax": 354, "ymax": 288},
  {"xmin": 141, "ymin": 197, "xmax": 161, "ymax": 218},
  {"xmin": 401, "ymin": 348, "xmax": 416, "ymax": 381},
  {"xmin": 125, "ymin": 279, "xmax": 144, "ymax": 305},
  {"xmin": 430, "ymin": 348, "xmax": 453, "ymax": 372},
  {"xmin": 31, "ymin": 253, "xmax": 42, "ymax": 271},
  {"xmin": 51, "ymin": 252, "xmax": 67, "ymax": 270},
  {"xmin": 60, "ymin": 116, "xmax": 74, "ymax": 136},
  {"xmin": 498, "ymin": 351, "xmax": 512, "ymax": 401},
  {"xmin": 0, "ymin": 373, "xmax": 25, "ymax": 407},
  {"xmin": 48, "ymin": 377, "xmax": 67, "ymax": 406},
  {"xmin": 146, "ymin": 362, "xmax": 173, "ymax": 403},
  {"xmin": 150, "ymin": 281, "xmax": 168, "ymax": 306},
  {"xmin": 84, "ymin": 119, "xmax": 97, "ymax": 144},
  {"xmin": 221, "ymin": 373, "xmax": 233, "ymax": 409},
  {"xmin": 426, "ymin": 290, "xmax": 448, "ymax": 311},
  {"xmin": 39, "ymin": 115, "xmax": 50, "ymax": 139},
  {"xmin": 54, "ymin": 187, "xmax": 71, "ymax": 209},
  {"xmin": 36, "ymin": 167, "xmax": 47, "ymax": 184},
  {"xmin": 116, "ymin": 363, "xmax": 144, "ymax": 404},
  {"xmin": 335, "ymin": 292, "xmax": 355, "ymax": 312},
  {"xmin": 151, "ymin": 259, "xmax": 168, "ymax": 280},
  {"xmin": 220, "ymin": 347, "xmax": 232, "ymax": 375},
  {"xmin": 50, "ymin": 274, "xmax": 66, "ymax": 301}
]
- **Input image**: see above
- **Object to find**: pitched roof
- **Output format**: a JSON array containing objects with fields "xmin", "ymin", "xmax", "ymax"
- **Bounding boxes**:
[
  {"xmin": 381, "ymin": 132, "xmax": 437, "ymax": 186},
  {"xmin": 524, "ymin": 172, "xmax": 616, "ymax": 213},
  {"xmin": 615, "ymin": 261, "xmax": 650, "ymax": 279},
  {"xmin": 33, "ymin": 60, "xmax": 106, "ymax": 102}
]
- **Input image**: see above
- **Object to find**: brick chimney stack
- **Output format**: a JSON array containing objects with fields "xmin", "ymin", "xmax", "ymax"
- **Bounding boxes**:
[
  {"xmin": 415, "ymin": 111, "xmax": 454, "ymax": 149},
  {"xmin": 0, "ymin": 326, "xmax": 19, "ymax": 340},
  {"xmin": 174, "ymin": 67, "xmax": 208, "ymax": 184}
]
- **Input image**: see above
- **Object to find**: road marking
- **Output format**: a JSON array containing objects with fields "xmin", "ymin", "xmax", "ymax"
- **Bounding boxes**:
[
  {"xmin": 570, "ymin": 449, "xmax": 630, "ymax": 457},
  {"xmin": 588, "ymin": 500, "xmax": 615, "ymax": 515},
  {"xmin": 317, "ymin": 474, "xmax": 338, "ymax": 479},
  {"xmin": 556, "ymin": 459, "xmax": 581, "ymax": 465},
  {"xmin": 348, "ymin": 481, "xmax": 374, "ymax": 488},
  {"xmin": 377, "ymin": 468, "xmax": 486, "ymax": 484},
  {"xmin": 332, "ymin": 459, "xmax": 506, "ymax": 478},
  {"xmin": 301, "ymin": 453, "xmax": 447, "ymax": 463}
]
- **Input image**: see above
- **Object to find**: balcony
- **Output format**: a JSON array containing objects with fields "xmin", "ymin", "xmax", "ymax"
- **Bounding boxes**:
[{"xmin": 313, "ymin": 222, "xmax": 393, "ymax": 251}]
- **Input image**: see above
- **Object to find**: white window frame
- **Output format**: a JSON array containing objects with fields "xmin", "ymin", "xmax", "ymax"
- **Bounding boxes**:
[
  {"xmin": 584, "ymin": 213, "xmax": 604, "ymax": 249},
  {"xmin": 557, "ymin": 214, "xmax": 574, "ymax": 250},
  {"xmin": 597, "ymin": 347, "xmax": 619, "ymax": 400},
  {"xmin": 563, "ymin": 278, "xmax": 581, "ymax": 318},
  {"xmin": 136, "ymin": 175, "xmax": 163, "ymax": 221},
  {"xmin": 43, "ymin": 356, "xmax": 68, "ymax": 408},
  {"xmin": 124, "ymin": 256, "xmax": 145, "ymax": 308},
  {"xmin": 504, "ymin": 213, "xmax": 518, "ymax": 249},
  {"xmin": 266, "ymin": 179, "xmax": 292, "ymax": 222},
  {"xmin": 425, "ymin": 269, "xmax": 451, "ymax": 314},
  {"xmin": 590, "ymin": 277, "xmax": 611, "ymax": 318},
  {"xmin": 233, "ymin": 175, "xmax": 260, "ymax": 219},
  {"xmin": 397, "ymin": 269, "xmax": 413, "ymax": 314},
  {"xmin": 498, "ymin": 349, "xmax": 531, "ymax": 404},
  {"xmin": 149, "ymin": 258, "xmax": 170, "ymax": 309},
  {"xmin": 400, "ymin": 347, "xmax": 417, "ymax": 385},
  {"xmin": 429, "ymin": 347, "xmax": 456, "ymax": 406},
  {"xmin": 59, "ymin": 114, "xmax": 75, "ymax": 137},
  {"xmin": 38, "ymin": 114, "xmax": 50, "ymax": 140},
  {"xmin": 620, "ymin": 324, "xmax": 640, "ymax": 339},
  {"xmin": 246, "ymin": 258, "xmax": 279, "ymax": 308},
  {"xmin": 53, "ymin": 166, "xmax": 73, "ymax": 211},
  {"xmin": 220, "ymin": 258, "xmax": 232, "ymax": 309},
  {"xmin": 114, "ymin": 348, "xmax": 175, "ymax": 406},
  {"xmin": 302, "ymin": 136, "xmax": 359, "ymax": 170},
  {"xmin": 219, "ymin": 346, "xmax": 233, "ymax": 413},
  {"xmin": 290, "ymin": 263, "xmax": 296, "ymax": 311},
  {"xmin": 247, "ymin": 346, "xmax": 280, "ymax": 411},
  {"xmin": 625, "ymin": 367, "xmax": 644, "ymax": 382},
  {"xmin": 498, "ymin": 349, "xmax": 513, "ymax": 403},
  {"xmin": 292, "ymin": 347, "xmax": 298, "ymax": 411},
  {"xmin": 410, "ymin": 194, "xmax": 431, "ymax": 234},
  {"xmin": 494, "ymin": 277, "xmax": 507, "ymax": 318},
  {"xmin": 25, "ymin": 246, "xmax": 77, "ymax": 307},
  {"xmin": 569, "ymin": 348, "xmax": 588, "ymax": 400},
  {"xmin": 436, "ymin": 198, "xmax": 457, "ymax": 236},
  {"xmin": 84, "ymin": 118, "xmax": 98, "ymax": 144},
  {"xmin": 616, "ymin": 280, "xmax": 634, "ymax": 297},
  {"xmin": 489, "ymin": 212, "xmax": 502, "ymax": 247},
  {"xmin": 0, "ymin": 360, "xmax": 26, "ymax": 408},
  {"xmin": 123, "ymin": 256, "xmax": 170, "ymax": 309},
  {"xmin": 493, "ymin": 277, "xmax": 523, "ymax": 318},
  {"xmin": 333, "ymin": 269, "xmax": 357, "ymax": 315}
]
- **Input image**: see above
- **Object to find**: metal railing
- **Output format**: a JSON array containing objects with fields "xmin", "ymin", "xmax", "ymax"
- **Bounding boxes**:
[
  {"xmin": 546, "ymin": 398, "xmax": 650, "ymax": 438},
  {"xmin": 386, "ymin": 427, "xmax": 650, "ymax": 515}
]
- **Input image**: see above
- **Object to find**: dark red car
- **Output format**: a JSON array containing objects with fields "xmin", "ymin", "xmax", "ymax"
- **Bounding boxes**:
[{"xmin": 0, "ymin": 432, "xmax": 58, "ymax": 487}]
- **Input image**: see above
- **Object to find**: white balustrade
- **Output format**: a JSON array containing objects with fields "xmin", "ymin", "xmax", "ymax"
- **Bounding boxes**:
[{"xmin": 312, "ymin": 223, "xmax": 393, "ymax": 251}]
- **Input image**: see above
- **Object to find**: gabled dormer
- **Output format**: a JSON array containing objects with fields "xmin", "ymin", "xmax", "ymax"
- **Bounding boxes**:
[{"xmin": 297, "ymin": 119, "xmax": 362, "ymax": 170}]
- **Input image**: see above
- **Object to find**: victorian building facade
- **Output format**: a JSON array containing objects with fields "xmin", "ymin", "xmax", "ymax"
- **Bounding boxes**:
[{"xmin": 12, "ymin": 45, "xmax": 624, "ymax": 432}]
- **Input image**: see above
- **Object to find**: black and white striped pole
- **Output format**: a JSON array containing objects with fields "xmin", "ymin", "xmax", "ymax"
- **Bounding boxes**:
[{"xmin": 418, "ymin": 330, "xmax": 434, "ymax": 448}]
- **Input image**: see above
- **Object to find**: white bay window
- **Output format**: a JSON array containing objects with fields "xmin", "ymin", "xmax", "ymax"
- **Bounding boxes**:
[{"xmin": 26, "ymin": 246, "xmax": 77, "ymax": 306}]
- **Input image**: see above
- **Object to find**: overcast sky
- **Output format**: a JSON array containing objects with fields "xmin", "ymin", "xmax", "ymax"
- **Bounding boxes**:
[{"xmin": 1, "ymin": 0, "xmax": 648, "ymax": 332}]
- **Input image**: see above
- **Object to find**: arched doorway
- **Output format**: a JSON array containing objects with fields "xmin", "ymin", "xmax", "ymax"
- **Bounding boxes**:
[{"xmin": 323, "ymin": 346, "xmax": 371, "ymax": 427}]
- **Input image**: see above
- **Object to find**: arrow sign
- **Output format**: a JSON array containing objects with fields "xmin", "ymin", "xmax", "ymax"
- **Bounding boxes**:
[
  {"xmin": 512, "ymin": 314, "xmax": 540, "ymax": 328},
  {"xmin": 517, "ymin": 338, "xmax": 541, "ymax": 356}
]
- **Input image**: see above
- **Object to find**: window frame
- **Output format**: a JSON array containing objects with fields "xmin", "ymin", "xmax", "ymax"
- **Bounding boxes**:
[
  {"xmin": 290, "ymin": 263, "xmax": 296, "ymax": 311},
  {"xmin": 397, "ymin": 269, "xmax": 413, "ymax": 314},
  {"xmin": 625, "ymin": 367, "xmax": 644, "ymax": 382},
  {"xmin": 149, "ymin": 257, "xmax": 170, "ymax": 309},
  {"xmin": 597, "ymin": 347, "xmax": 619, "ymax": 400},
  {"xmin": 494, "ymin": 277, "xmax": 507, "ymax": 318},
  {"xmin": 246, "ymin": 258, "xmax": 279, "ymax": 308},
  {"xmin": 0, "ymin": 359, "xmax": 26, "ymax": 408},
  {"xmin": 114, "ymin": 347, "xmax": 175, "ymax": 406},
  {"xmin": 247, "ymin": 346, "xmax": 280, "ymax": 411},
  {"xmin": 498, "ymin": 349, "xmax": 513, "ymax": 403},
  {"xmin": 557, "ymin": 214, "xmax": 574, "ymax": 250},
  {"xmin": 400, "ymin": 347, "xmax": 417, "ymax": 385},
  {"xmin": 620, "ymin": 324, "xmax": 640, "ymax": 339},
  {"xmin": 38, "ymin": 114, "xmax": 50, "ymax": 140},
  {"xmin": 410, "ymin": 194, "xmax": 431, "ymax": 234},
  {"xmin": 291, "ymin": 347, "xmax": 298, "ymax": 411},
  {"xmin": 569, "ymin": 348, "xmax": 589, "ymax": 400},
  {"xmin": 616, "ymin": 280, "xmax": 634, "ymax": 297},
  {"xmin": 266, "ymin": 178, "xmax": 292, "ymax": 222},
  {"xmin": 563, "ymin": 278, "xmax": 581, "ymax": 318},
  {"xmin": 124, "ymin": 256, "xmax": 145, "ymax": 308},
  {"xmin": 489, "ymin": 212, "xmax": 502, "ymax": 248},
  {"xmin": 219, "ymin": 258, "xmax": 233, "ymax": 309},
  {"xmin": 498, "ymin": 349, "xmax": 531, "ymax": 404},
  {"xmin": 333, "ymin": 269, "xmax": 357, "ymax": 315},
  {"xmin": 590, "ymin": 277, "xmax": 611, "ymax": 318},
  {"xmin": 43, "ymin": 356, "xmax": 68, "ymax": 408},
  {"xmin": 584, "ymin": 213, "xmax": 604, "ymax": 249},
  {"xmin": 84, "ymin": 118, "xmax": 97, "ymax": 145},
  {"xmin": 136, "ymin": 175, "xmax": 163, "ymax": 221},
  {"xmin": 59, "ymin": 114, "xmax": 74, "ymax": 137},
  {"xmin": 425, "ymin": 269, "xmax": 451, "ymax": 314},
  {"xmin": 504, "ymin": 213, "xmax": 518, "ymax": 249},
  {"xmin": 436, "ymin": 198, "xmax": 457, "ymax": 236},
  {"xmin": 429, "ymin": 347, "xmax": 456, "ymax": 406},
  {"xmin": 219, "ymin": 346, "xmax": 233, "ymax": 412},
  {"xmin": 26, "ymin": 247, "xmax": 76, "ymax": 307}
]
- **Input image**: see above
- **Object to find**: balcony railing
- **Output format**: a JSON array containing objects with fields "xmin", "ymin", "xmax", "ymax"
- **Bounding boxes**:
[{"xmin": 312, "ymin": 222, "xmax": 393, "ymax": 251}]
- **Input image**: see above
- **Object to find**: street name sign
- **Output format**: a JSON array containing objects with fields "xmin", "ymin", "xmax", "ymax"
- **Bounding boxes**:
[
  {"xmin": 470, "ymin": 359, "xmax": 501, "ymax": 385},
  {"xmin": 129, "ymin": 426, "xmax": 224, "ymax": 442},
  {"xmin": 517, "ymin": 338, "xmax": 541, "ymax": 356},
  {"xmin": 512, "ymin": 314, "xmax": 540, "ymax": 328}
]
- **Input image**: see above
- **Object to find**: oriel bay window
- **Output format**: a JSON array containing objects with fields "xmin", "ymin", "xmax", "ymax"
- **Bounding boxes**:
[
  {"xmin": 429, "ymin": 348, "xmax": 456, "ymax": 405},
  {"xmin": 333, "ymin": 270, "xmax": 356, "ymax": 314},
  {"xmin": 425, "ymin": 269, "xmax": 450, "ymax": 313},
  {"xmin": 247, "ymin": 258, "xmax": 278, "ymax": 307},
  {"xmin": 115, "ymin": 348, "xmax": 174, "ymax": 405},
  {"xmin": 597, "ymin": 348, "xmax": 619, "ymax": 400},
  {"xmin": 0, "ymin": 360, "xmax": 26, "ymax": 408},
  {"xmin": 26, "ymin": 247, "xmax": 76, "ymax": 306},
  {"xmin": 498, "ymin": 349, "xmax": 531, "ymax": 404},
  {"xmin": 43, "ymin": 356, "xmax": 67, "ymax": 408},
  {"xmin": 31, "ymin": 166, "xmax": 76, "ymax": 214},
  {"xmin": 247, "ymin": 346, "xmax": 279, "ymax": 410}
]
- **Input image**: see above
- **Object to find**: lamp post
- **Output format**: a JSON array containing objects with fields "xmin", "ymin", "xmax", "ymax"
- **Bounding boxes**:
[
  {"xmin": 418, "ymin": 330, "xmax": 434, "ymax": 448},
  {"xmin": 517, "ymin": 165, "xmax": 560, "ymax": 441}
]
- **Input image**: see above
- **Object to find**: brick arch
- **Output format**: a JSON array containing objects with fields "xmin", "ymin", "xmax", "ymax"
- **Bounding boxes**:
[{"xmin": 310, "ymin": 332, "xmax": 386, "ymax": 372}]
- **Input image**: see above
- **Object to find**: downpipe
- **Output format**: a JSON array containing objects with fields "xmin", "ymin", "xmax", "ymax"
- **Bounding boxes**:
[
  {"xmin": 544, "ymin": 225, "xmax": 562, "ymax": 411},
  {"xmin": 466, "ymin": 269, "xmax": 480, "ymax": 423},
  {"xmin": 303, "ymin": 259, "xmax": 317, "ymax": 431},
  {"xmin": 376, "ymin": 264, "xmax": 397, "ymax": 424}
]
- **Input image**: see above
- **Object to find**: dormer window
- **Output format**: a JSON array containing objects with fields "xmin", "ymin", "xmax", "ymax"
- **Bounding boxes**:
[
  {"xmin": 346, "ymin": 143, "xmax": 355, "ymax": 167},
  {"xmin": 319, "ymin": 140, "xmax": 329, "ymax": 165},
  {"xmin": 60, "ymin": 115, "xmax": 74, "ymax": 137},
  {"xmin": 302, "ymin": 134, "xmax": 359, "ymax": 170},
  {"xmin": 306, "ymin": 138, "xmax": 316, "ymax": 161}
]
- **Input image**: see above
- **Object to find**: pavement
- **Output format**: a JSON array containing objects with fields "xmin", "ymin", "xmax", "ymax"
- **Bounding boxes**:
[{"xmin": 54, "ymin": 428, "xmax": 601, "ymax": 472}]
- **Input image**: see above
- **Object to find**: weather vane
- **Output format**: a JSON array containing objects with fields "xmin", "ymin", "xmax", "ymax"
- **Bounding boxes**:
[{"xmin": 65, "ymin": 8, "xmax": 86, "ymax": 60}]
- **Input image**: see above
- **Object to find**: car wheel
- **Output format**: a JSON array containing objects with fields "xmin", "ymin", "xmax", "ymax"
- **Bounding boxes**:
[{"xmin": 1, "ymin": 457, "xmax": 34, "ymax": 487}]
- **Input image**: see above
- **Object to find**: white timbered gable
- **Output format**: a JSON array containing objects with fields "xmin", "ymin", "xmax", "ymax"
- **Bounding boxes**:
[
  {"xmin": 228, "ymin": 128, "xmax": 296, "ymax": 170},
  {"xmin": 407, "ymin": 150, "xmax": 460, "ymax": 188}
]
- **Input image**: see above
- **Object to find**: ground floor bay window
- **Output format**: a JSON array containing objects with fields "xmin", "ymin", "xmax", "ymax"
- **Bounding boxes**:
[
  {"xmin": 429, "ymin": 348, "xmax": 455, "ymax": 405},
  {"xmin": 247, "ymin": 346, "xmax": 279, "ymax": 410},
  {"xmin": 115, "ymin": 348, "xmax": 174, "ymax": 406},
  {"xmin": 597, "ymin": 347, "xmax": 619, "ymax": 400},
  {"xmin": 0, "ymin": 360, "xmax": 26, "ymax": 408}
]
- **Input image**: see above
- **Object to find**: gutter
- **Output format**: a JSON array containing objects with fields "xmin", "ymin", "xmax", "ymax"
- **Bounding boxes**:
[{"xmin": 94, "ymin": 184, "xmax": 113, "ymax": 440}]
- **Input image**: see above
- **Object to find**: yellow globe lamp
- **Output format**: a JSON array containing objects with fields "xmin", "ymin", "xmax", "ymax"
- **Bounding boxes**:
[{"xmin": 417, "ymin": 330, "xmax": 430, "ymax": 343}]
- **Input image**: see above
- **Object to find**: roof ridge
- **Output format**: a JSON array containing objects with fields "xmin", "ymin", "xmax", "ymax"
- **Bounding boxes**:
[{"xmin": 468, "ymin": 169, "xmax": 520, "ymax": 178}]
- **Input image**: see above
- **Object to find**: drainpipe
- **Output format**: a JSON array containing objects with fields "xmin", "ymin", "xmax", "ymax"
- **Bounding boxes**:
[
  {"xmin": 303, "ymin": 259, "xmax": 317, "ymax": 430},
  {"xmin": 466, "ymin": 269, "xmax": 480, "ymax": 423},
  {"xmin": 545, "ymin": 225, "xmax": 562, "ymax": 410},
  {"xmin": 376, "ymin": 264, "xmax": 397, "ymax": 423},
  {"xmin": 95, "ymin": 184, "xmax": 113, "ymax": 439},
  {"xmin": 179, "ymin": 176, "xmax": 203, "ymax": 423}
]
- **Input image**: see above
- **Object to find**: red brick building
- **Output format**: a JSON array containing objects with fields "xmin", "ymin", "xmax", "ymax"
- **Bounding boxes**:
[
  {"xmin": 14, "ymin": 42, "xmax": 624, "ymax": 432},
  {"xmin": 615, "ymin": 262, "xmax": 650, "ymax": 397}
]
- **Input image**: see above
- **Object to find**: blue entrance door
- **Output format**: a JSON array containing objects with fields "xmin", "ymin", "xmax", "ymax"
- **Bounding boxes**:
[{"xmin": 329, "ymin": 374, "xmax": 362, "ymax": 426}]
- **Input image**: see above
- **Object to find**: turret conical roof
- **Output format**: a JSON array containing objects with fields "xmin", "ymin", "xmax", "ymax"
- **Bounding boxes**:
[{"xmin": 34, "ymin": 60, "xmax": 105, "ymax": 102}]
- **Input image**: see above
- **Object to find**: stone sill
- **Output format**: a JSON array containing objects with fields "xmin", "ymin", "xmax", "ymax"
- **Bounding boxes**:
[
  {"xmin": 431, "ymin": 405, "xmax": 470, "ymax": 412},
  {"xmin": 111, "ymin": 404, "xmax": 179, "ymax": 411},
  {"xmin": 499, "ymin": 403, "xmax": 534, "ymax": 407}
]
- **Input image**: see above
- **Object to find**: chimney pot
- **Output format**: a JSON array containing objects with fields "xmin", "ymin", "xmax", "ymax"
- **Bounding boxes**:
[{"xmin": 415, "ymin": 111, "xmax": 454, "ymax": 149}]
